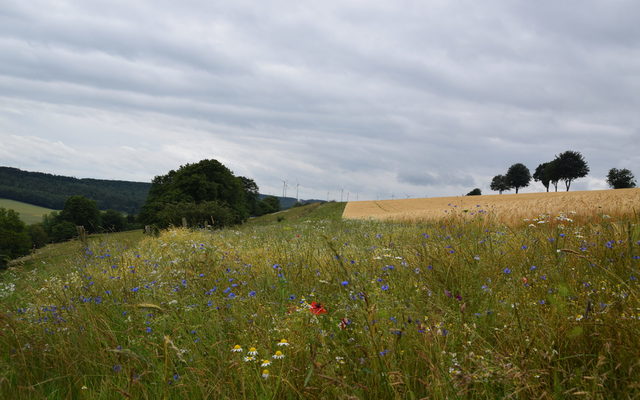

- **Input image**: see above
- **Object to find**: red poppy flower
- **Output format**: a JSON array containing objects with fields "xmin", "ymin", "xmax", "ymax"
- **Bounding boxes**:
[{"xmin": 309, "ymin": 301, "xmax": 327, "ymax": 315}]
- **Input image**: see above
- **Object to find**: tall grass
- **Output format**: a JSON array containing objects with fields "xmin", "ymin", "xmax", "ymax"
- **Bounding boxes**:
[{"xmin": 1, "ymin": 202, "xmax": 639, "ymax": 399}]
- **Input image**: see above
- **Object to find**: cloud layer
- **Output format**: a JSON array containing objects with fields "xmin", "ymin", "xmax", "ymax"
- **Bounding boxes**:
[{"xmin": 1, "ymin": 0, "xmax": 638, "ymax": 200}]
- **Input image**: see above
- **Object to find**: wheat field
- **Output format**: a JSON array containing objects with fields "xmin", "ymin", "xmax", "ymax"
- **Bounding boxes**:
[{"xmin": 343, "ymin": 188, "xmax": 640, "ymax": 224}]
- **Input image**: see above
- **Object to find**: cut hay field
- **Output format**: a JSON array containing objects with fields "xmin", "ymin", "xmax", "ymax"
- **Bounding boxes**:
[
  {"xmin": 0, "ymin": 198, "xmax": 56, "ymax": 224},
  {"xmin": 343, "ymin": 188, "xmax": 640, "ymax": 224}
]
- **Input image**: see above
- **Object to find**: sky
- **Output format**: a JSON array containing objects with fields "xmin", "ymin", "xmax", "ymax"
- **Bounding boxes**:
[{"xmin": 0, "ymin": 0, "xmax": 638, "ymax": 201}]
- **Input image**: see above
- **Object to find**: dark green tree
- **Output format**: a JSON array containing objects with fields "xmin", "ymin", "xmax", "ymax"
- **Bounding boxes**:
[
  {"xmin": 238, "ymin": 176, "xmax": 260, "ymax": 216},
  {"xmin": 0, "ymin": 208, "xmax": 32, "ymax": 267},
  {"xmin": 505, "ymin": 163, "xmax": 531, "ymax": 194},
  {"xmin": 28, "ymin": 223, "xmax": 49, "ymax": 248},
  {"xmin": 490, "ymin": 175, "xmax": 511, "ymax": 194},
  {"xmin": 101, "ymin": 210, "xmax": 127, "ymax": 232},
  {"xmin": 59, "ymin": 195, "xmax": 101, "ymax": 232},
  {"xmin": 258, "ymin": 196, "xmax": 280, "ymax": 215},
  {"xmin": 140, "ymin": 159, "xmax": 250, "ymax": 227},
  {"xmin": 50, "ymin": 221, "xmax": 77, "ymax": 242},
  {"xmin": 533, "ymin": 162, "xmax": 553, "ymax": 192},
  {"xmin": 607, "ymin": 168, "xmax": 636, "ymax": 189},
  {"xmin": 466, "ymin": 188, "xmax": 482, "ymax": 196},
  {"xmin": 553, "ymin": 151, "xmax": 589, "ymax": 191}
]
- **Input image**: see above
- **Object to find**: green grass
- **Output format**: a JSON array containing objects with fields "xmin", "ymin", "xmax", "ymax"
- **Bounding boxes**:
[
  {"xmin": 0, "ymin": 198, "xmax": 56, "ymax": 224},
  {"xmin": 1, "ymin": 203, "xmax": 639, "ymax": 399}
]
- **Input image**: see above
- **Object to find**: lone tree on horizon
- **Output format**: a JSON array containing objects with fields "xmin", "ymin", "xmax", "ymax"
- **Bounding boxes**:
[
  {"xmin": 505, "ymin": 163, "xmax": 531, "ymax": 194},
  {"xmin": 490, "ymin": 175, "xmax": 511, "ymax": 194},
  {"xmin": 607, "ymin": 168, "xmax": 636, "ymax": 189},
  {"xmin": 533, "ymin": 162, "xmax": 551, "ymax": 192},
  {"xmin": 554, "ymin": 150, "xmax": 589, "ymax": 191}
]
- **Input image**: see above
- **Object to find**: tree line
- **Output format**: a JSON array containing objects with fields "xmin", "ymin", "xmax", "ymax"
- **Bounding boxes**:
[
  {"xmin": 0, "ymin": 197, "xmax": 138, "ymax": 268},
  {"xmin": 489, "ymin": 150, "xmax": 636, "ymax": 194},
  {"xmin": 1, "ymin": 159, "xmax": 287, "ymax": 267},
  {"xmin": 0, "ymin": 166, "xmax": 151, "ymax": 214}
]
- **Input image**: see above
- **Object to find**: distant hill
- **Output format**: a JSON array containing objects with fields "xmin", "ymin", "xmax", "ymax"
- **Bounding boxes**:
[
  {"xmin": 0, "ymin": 166, "xmax": 151, "ymax": 214},
  {"xmin": 0, "ymin": 166, "xmax": 324, "ymax": 215},
  {"xmin": 257, "ymin": 194, "xmax": 325, "ymax": 210}
]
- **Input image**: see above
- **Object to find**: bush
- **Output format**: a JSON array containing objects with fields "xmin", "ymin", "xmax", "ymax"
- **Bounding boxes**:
[
  {"xmin": 28, "ymin": 223, "xmax": 49, "ymax": 248},
  {"xmin": 0, "ymin": 208, "xmax": 32, "ymax": 267},
  {"xmin": 101, "ymin": 209, "xmax": 127, "ymax": 232},
  {"xmin": 50, "ymin": 221, "xmax": 77, "ymax": 242},
  {"xmin": 156, "ymin": 201, "xmax": 237, "ymax": 229}
]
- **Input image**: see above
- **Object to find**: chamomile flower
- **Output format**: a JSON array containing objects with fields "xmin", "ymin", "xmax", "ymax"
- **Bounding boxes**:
[
  {"xmin": 273, "ymin": 351, "xmax": 285, "ymax": 359},
  {"xmin": 231, "ymin": 344, "xmax": 243, "ymax": 352},
  {"xmin": 248, "ymin": 347, "xmax": 258, "ymax": 356},
  {"xmin": 243, "ymin": 356, "xmax": 255, "ymax": 362},
  {"xmin": 262, "ymin": 369, "xmax": 270, "ymax": 379},
  {"xmin": 261, "ymin": 359, "xmax": 271, "ymax": 367},
  {"xmin": 277, "ymin": 339, "xmax": 289, "ymax": 346}
]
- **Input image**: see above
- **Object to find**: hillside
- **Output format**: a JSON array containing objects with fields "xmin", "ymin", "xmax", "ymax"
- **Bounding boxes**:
[
  {"xmin": 0, "ymin": 166, "xmax": 151, "ymax": 214},
  {"xmin": 0, "ymin": 166, "xmax": 323, "ymax": 215},
  {"xmin": 1, "ymin": 197, "xmax": 639, "ymax": 398},
  {"xmin": 0, "ymin": 198, "xmax": 56, "ymax": 224}
]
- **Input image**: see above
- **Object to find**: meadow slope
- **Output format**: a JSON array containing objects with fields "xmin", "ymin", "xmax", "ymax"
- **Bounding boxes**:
[
  {"xmin": 1, "ymin": 202, "xmax": 639, "ymax": 399},
  {"xmin": 0, "ymin": 198, "xmax": 56, "ymax": 224},
  {"xmin": 343, "ymin": 188, "xmax": 640, "ymax": 225}
]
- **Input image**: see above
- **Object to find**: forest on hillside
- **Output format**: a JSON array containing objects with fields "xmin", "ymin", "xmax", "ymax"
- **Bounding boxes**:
[{"xmin": 0, "ymin": 167, "xmax": 151, "ymax": 214}]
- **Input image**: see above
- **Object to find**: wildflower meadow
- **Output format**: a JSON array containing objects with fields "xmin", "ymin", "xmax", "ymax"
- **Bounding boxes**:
[{"xmin": 1, "ymin": 202, "xmax": 639, "ymax": 399}]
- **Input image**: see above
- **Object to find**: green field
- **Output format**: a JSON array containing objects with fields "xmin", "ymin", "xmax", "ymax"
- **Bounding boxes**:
[
  {"xmin": 0, "ymin": 198, "xmax": 56, "ymax": 224},
  {"xmin": 1, "ymin": 202, "xmax": 639, "ymax": 399}
]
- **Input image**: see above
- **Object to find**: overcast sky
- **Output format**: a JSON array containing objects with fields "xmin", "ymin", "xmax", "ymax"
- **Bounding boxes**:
[{"xmin": 0, "ymin": 1, "xmax": 638, "ymax": 201}]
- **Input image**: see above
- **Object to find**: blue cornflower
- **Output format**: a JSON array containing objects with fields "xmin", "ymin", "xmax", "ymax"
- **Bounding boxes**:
[
  {"xmin": 248, "ymin": 290, "xmax": 256, "ymax": 297},
  {"xmin": 145, "ymin": 327, "xmax": 152, "ymax": 333},
  {"xmin": 381, "ymin": 284, "xmax": 390, "ymax": 291},
  {"xmin": 341, "ymin": 281, "xmax": 349, "ymax": 286},
  {"xmin": 503, "ymin": 268, "xmax": 511, "ymax": 274},
  {"xmin": 131, "ymin": 287, "xmax": 139, "ymax": 292},
  {"xmin": 530, "ymin": 265, "xmax": 537, "ymax": 271},
  {"xmin": 113, "ymin": 364, "xmax": 122, "ymax": 373},
  {"xmin": 521, "ymin": 245, "xmax": 528, "ymax": 250}
]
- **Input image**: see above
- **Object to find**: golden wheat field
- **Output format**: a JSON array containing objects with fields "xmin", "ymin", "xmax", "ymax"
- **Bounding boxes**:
[{"xmin": 343, "ymin": 188, "xmax": 640, "ymax": 224}]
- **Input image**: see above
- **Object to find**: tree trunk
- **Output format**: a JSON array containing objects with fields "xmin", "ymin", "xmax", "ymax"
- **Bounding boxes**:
[{"xmin": 515, "ymin": 187, "xmax": 519, "ymax": 194}]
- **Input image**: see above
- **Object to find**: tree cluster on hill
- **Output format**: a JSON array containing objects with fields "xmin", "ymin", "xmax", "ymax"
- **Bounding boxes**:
[
  {"xmin": 38, "ymin": 196, "xmax": 135, "ymax": 243},
  {"xmin": 0, "ymin": 167, "xmax": 151, "ymax": 214},
  {"xmin": 491, "ymin": 150, "xmax": 590, "ymax": 194},
  {"xmin": 139, "ymin": 159, "xmax": 281, "ymax": 229}
]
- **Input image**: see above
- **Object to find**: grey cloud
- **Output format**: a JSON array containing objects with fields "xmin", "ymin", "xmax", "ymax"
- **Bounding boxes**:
[{"xmin": 0, "ymin": 0, "xmax": 639, "ymax": 201}]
